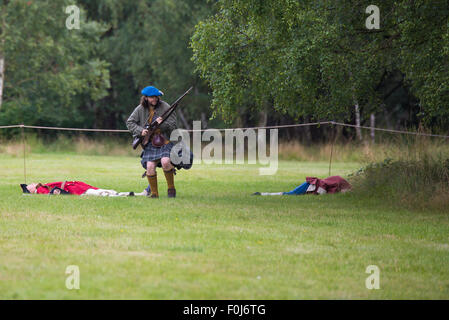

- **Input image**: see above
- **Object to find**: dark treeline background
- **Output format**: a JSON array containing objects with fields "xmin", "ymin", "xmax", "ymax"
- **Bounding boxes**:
[{"xmin": 0, "ymin": 0, "xmax": 448, "ymax": 143}]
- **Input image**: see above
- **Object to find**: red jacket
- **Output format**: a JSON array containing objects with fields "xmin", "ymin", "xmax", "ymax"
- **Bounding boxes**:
[
  {"xmin": 36, "ymin": 181, "xmax": 98, "ymax": 195},
  {"xmin": 306, "ymin": 176, "xmax": 351, "ymax": 194}
]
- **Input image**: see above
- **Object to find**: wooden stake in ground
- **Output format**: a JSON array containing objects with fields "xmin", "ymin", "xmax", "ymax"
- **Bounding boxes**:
[{"xmin": 20, "ymin": 125, "xmax": 27, "ymax": 184}]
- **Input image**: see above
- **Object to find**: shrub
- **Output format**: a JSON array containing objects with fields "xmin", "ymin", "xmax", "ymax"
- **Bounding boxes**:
[{"xmin": 349, "ymin": 156, "xmax": 449, "ymax": 211}]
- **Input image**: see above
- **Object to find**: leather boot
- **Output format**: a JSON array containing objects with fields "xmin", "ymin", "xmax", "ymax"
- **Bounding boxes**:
[
  {"xmin": 146, "ymin": 173, "xmax": 159, "ymax": 198},
  {"xmin": 164, "ymin": 168, "xmax": 176, "ymax": 198}
]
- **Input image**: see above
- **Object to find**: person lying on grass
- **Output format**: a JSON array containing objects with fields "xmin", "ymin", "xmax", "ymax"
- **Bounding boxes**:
[
  {"xmin": 20, "ymin": 181, "xmax": 140, "ymax": 197},
  {"xmin": 252, "ymin": 176, "xmax": 351, "ymax": 196}
]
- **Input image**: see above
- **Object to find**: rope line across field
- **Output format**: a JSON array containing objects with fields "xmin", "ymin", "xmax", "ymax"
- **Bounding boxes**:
[
  {"xmin": 1, "ymin": 122, "xmax": 449, "ymax": 138},
  {"xmin": 1, "ymin": 122, "xmax": 448, "ymax": 185}
]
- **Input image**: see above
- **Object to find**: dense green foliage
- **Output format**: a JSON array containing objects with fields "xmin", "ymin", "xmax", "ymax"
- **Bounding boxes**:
[
  {"xmin": 191, "ymin": 0, "xmax": 449, "ymax": 127},
  {"xmin": 0, "ymin": 0, "xmax": 110, "ymax": 127},
  {"xmin": 77, "ymin": 0, "xmax": 215, "ymax": 128},
  {"xmin": 0, "ymin": 0, "xmax": 215, "ymax": 130},
  {"xmin": 0, "ymin": 0, "xmax": 447, "ymax": 136},
  {"xmin": 351, "ymin": 156, "xmax": 449, "ymax": 208}
]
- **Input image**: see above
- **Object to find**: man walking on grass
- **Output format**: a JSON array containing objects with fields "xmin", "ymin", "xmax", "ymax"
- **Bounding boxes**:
[{"xmin": 126, "ymin": 86, "xmax": 177, "ymax": 198}]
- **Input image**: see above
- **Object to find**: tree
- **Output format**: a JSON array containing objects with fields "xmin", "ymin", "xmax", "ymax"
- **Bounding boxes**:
[
  {"xmin": 0, "ymin": 0, "xmax": 110, "ymax": 128},
  {"xmin": 191, "ymin": 0, "xmax": 449, "ymax": 130},
  {"xmin": 78, "ymin": 0, "xmax": 216, "ymax": 129}
]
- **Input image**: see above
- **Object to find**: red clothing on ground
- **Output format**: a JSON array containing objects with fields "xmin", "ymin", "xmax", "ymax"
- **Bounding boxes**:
[
  {"xmin": 306, "ymin": 176, "xmax": 352, "ymax": 194},
  {"xmin": 36, "ymin": 181, "xmax": 98, "ymax": 195}
]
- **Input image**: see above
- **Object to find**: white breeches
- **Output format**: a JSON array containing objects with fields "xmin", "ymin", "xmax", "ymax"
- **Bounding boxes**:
[
  {"xmin": 82, "ymin": 188, "xmax": 132, "ymax": 197},
  {"xmin": 260, "ymin": 192, "xmax": 284, "ymax": 196}
]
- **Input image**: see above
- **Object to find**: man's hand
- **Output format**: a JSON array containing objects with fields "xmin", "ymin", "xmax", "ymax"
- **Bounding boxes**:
[
  {"xmin": 141, "ymin": 129, "xmax": 149, "ymax": 136},
  {"xmin": 156, "ymin": 117, "xmax": 163, "ymax": 124}
]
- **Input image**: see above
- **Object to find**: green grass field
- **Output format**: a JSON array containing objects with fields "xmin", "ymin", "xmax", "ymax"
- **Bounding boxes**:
[{"xmin": 0, "ymin": 152, "xmax": 448, "ymax": 299}]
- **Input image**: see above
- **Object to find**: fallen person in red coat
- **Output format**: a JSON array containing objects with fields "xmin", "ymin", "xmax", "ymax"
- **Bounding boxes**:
[
  {"xmin": 20, "ymin": 181, "xmax": 140, "ymax": 197},
  {"xmin": 252, "ymin": 176, "xmax": 352, "ymax": 196},
  {"xmin": 305, "ymin": 176, "xmax": 352, "ymax": 195}
]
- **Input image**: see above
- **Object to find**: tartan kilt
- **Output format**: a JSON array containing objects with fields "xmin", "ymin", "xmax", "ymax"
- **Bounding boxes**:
[{"xmin": 140, "ymin": 142, "xmax": 174, "ymax": 169}]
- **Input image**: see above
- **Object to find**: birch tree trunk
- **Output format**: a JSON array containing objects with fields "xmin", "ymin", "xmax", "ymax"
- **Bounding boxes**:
[
  {"xmin": 349, "ymin": 71, "xmax": 362, "ymax": 142},
  {"xmin": 258, "ymin": 103, "xmax": 268, "ymax": 127},
  {"xmin": 177, "ymin": 108, "xmax": 190, "ymax": 130},
  {"xmin": 304, "ymin": 115, "xmax": 312, "ymax": 144},
  {"xmin": 201, "ymin": 112, "xmax": 208, "ymax": 129},
  {"xmin": 370, "ymin": 113, "xmax": 375, "ymax": 144},
  {"xmin": 354, "ymin": 102, "xmax": 362, "ymax": 141}
]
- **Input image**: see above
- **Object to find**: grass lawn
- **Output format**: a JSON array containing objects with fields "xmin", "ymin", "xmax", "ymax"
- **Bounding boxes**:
[{"xmin": 0, "ymin": 152, "xmax": 448, "ymax": 299}]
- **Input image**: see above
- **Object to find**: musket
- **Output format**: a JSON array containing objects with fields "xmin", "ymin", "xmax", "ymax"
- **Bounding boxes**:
[{"xmin": 132, "ymin": 86, "xmax": 193, "ymax": 150}]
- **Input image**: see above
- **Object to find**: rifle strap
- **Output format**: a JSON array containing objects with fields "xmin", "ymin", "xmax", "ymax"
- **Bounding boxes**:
[
  {"xmin": 148, "ymin": 106, "xmax": 155, "ymax": 125},
  {"xmin": 149, "ymin": 106, "xmax": 159, "ymax": 135},
  {"xmin": 149, "ymin": 105, "xmax": 169, "ymax": 145}
]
